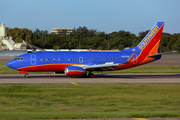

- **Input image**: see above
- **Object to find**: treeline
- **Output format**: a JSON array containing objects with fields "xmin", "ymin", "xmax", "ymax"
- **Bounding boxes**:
[{"xmin": 6, "ymin": 27, "xmax": 180, "ymax": 52}]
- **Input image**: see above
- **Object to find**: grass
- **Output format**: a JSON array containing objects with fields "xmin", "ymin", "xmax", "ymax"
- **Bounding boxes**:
[
  {"xmin": 0, "ymin": 84, "xmax": 180, "ymax": 119},
  {"xmin": 1, "ymin": 62, "xmax": 180, "ymax": 74}
]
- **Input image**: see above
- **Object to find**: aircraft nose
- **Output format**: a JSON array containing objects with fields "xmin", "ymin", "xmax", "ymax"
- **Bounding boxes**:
[{"xmin": 7, "ymin": 61, "xmax": 14, "ymax": 69}]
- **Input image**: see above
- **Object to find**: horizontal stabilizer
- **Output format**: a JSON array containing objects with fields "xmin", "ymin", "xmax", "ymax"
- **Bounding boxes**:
[{"xmin": 148, "ymin": 51, "xmax": 176, "ymax": 57}]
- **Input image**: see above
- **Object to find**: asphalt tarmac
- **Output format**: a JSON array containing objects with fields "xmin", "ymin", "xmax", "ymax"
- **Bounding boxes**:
[{"xmin": 0, "ymin": 73, "xmax": 180, "ymax": 85}]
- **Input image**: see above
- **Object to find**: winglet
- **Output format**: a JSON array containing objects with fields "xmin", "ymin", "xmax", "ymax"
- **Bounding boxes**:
[{"xmin": 124, "ymin": 53, "xmax": 136, "ymax": 64}]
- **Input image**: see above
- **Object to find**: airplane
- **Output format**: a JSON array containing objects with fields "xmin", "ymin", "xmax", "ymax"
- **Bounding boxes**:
[{"xmin": 7, "ymin": 22, "xmax": 165, "ymax": 78}]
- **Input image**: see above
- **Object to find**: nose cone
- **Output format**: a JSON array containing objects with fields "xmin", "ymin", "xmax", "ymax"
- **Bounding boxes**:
[{"xmin": 7, "ymin": 61, "xmax": 14, "ymax": 69}]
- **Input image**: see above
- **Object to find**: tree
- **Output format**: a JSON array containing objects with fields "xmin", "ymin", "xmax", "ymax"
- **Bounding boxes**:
[
  {"xmin": 138, "ymin": 30, "xmax": 150, "ymax": 40},
  {"xmin": 7, "ymin": 28, "xmax": 32, "ymax": 43}
]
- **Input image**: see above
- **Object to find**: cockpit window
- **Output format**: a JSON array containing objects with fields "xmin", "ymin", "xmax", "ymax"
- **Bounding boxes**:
[{"xmin": 15, "ymin": 58, "xmax": 24, "ymax": 61}]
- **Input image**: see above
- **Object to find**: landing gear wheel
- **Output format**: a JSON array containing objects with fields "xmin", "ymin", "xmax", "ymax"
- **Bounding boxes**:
[
  {"xmin": 24, "ymin": 74, "xmax": 29, "ymax": 78},
  {"xmin": 82, "ymin": 73, "xmax": 87, "ymax": 78},
  {"xmin": 88, "ymin": 73, "xmax": 94, "ymax": 78}
]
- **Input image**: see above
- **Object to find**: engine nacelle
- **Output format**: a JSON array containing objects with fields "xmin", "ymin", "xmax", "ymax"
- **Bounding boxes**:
[{"xmin": 64, "ymin": 66, "xmax": 86, "ymax": 76}]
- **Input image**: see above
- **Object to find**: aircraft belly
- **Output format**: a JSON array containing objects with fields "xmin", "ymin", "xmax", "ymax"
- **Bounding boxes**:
[{"xmin": 17, "ymin": 64, "xmax": 70, "ymax": 72}]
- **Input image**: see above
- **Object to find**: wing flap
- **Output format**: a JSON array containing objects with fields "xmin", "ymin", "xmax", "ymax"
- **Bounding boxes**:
[{"xmin": 83, "ymin": 52, "xmax": 136, "ymax": 71}]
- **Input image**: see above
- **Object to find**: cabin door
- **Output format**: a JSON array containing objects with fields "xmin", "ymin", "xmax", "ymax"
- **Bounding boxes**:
[{"xmin": 30, "ymin": 54, "xmax": 36, "ymax": 65}]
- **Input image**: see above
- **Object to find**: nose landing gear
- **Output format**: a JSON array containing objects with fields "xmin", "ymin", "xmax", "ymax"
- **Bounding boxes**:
[
  {"xmin": 19, "ymin": 71, "xmax": 29, "ymax": 78},
  {"xmin": 24, "ymin": 74, "xmax": 29, "ymax": 78}
]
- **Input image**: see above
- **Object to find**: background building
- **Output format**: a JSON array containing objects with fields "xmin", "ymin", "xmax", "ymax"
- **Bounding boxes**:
[
  {"xmin": 51, "ymin": 28, "xmax": 75, "ymax": 35},
  {"xmin": 0, "ymin": 23, "xmax": 26, "ymax": 50}
]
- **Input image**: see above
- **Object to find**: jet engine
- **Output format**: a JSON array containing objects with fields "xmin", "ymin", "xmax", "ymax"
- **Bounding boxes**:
[{"xmin": 64, "ymin": 66, "xmax": 86, "ymax": 76}]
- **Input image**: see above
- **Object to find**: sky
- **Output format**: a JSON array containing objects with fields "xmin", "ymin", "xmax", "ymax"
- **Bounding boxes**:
[{"xmin": 1, "ymin": 0, "xmax": 180, "ymax": 35}]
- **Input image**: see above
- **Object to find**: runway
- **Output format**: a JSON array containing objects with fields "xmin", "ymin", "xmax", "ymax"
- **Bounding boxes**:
[{"xmin": 0, "ymin": 73, "xmax": 180, "ymax": 85}]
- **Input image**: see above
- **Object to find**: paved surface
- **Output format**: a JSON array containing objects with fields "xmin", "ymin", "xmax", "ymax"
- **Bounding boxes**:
[
  {"xmin": 1, "ymin": 56, "xmax": 180, "ymax": 120},
  {"xmin": 0, "ymin": 73, "xmax": 180, "ymax": 85}
]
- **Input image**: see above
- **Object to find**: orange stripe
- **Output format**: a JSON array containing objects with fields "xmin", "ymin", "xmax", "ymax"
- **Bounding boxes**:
[{"xmin": 139, "ymin": 39, "xmax": 160, "ymax": 65}]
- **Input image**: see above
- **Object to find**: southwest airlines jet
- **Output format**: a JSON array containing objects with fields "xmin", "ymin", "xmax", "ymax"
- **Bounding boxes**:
[{"xmin": 7, "ymin": 22, "xmax": 165, "ymax": 78}]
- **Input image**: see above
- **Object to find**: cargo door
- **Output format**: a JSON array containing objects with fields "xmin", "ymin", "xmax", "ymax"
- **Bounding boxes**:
[{"xmin": 79, "ymin": 57, "xmax": 83, "ymax": 63}]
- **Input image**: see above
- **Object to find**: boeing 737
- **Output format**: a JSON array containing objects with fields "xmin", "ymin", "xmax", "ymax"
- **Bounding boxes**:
[{"xmin": 7, "ymin": 22, "xmax": 165, "ymax": 78}]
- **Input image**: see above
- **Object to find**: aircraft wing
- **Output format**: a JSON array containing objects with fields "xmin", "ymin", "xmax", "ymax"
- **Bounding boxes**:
[{"xmin": 83, "ymin": 53, "xmax": 135, "ymax": 71}]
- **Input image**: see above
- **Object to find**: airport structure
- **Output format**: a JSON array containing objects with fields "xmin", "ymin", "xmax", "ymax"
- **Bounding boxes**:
[
  {"xmin": 0, "ymin": 23, "xmax": 26, "ymax": 50},
  {"xmin": 51, "ymin": 28, "xmax": 74, "ymax": 35}
]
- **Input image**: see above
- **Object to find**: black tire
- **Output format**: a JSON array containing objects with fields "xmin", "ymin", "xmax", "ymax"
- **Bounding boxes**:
[{"xmin": 24, "ymin": 74, "xmax": 29, "ymax": 78}]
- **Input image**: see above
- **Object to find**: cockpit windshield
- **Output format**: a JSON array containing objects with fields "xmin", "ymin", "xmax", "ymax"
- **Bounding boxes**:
[{"xmin": 15, "ymin": 58, "xmax": 24, "ymax": 61}]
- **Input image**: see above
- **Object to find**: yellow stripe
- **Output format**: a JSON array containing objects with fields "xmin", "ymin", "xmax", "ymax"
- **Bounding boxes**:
[
  {"xmin": 70, "ymin": 82, "xmax": 79, "ymax": 85},
  {"xmin": 133, "ymin": 118, "xmax": 149, "ymax": 120}
]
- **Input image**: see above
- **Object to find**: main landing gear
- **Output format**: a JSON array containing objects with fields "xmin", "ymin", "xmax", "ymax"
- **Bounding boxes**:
[
  {"xmin": 88, "ymin": 72, "xmax": 94, "ymax": 78},
  {"xmin": 82, "ymin": 72, "xmax": 94, "ymax": 78}
]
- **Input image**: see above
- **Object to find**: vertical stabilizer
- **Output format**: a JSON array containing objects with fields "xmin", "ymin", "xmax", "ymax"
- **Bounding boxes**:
[{"xmin": 137, "ymin": 22, "xmax": 164, "ymax": 53}]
